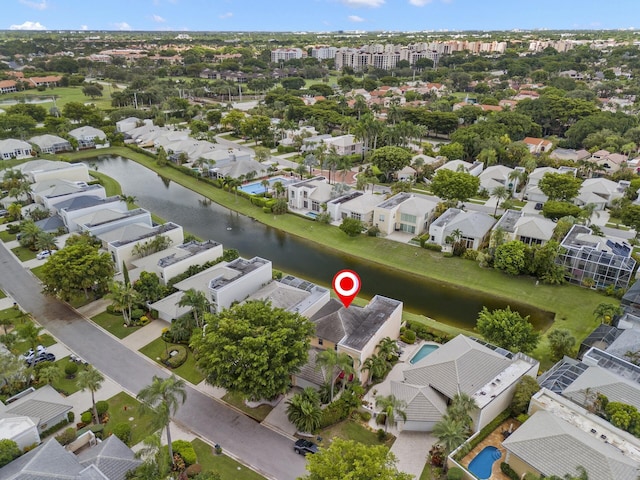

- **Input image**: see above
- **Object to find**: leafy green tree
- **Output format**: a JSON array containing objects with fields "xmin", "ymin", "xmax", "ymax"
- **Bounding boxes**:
[
  {"xmin": 193, "ymin": 301, "xmax": 314, "ymax": 400},
  {"xmin": 430, "ymin": 169, "xmax": 480, "ymax": 205},
  {"xmin": 0, "ymin": 439, "xmax": 21, "ymax": 468},
  {"xmin": 241, "ymin": 115, "xmax": 272, "ymax": 144},
  {"xmin": 18, "ymin": 220, "xmax": 43, "ymax": 250},
  {"xmin": 375, "ymin": 394, "xmax": 407, "ymax": 432},
  {"xmin": 476, "ymin": 306, "xmax": 540, "ymax": 354},
  {"xmin": 438, "ymin": 142, "xmax": 465, "ymax": 161},
  {"xmin": 286, "ymin": 387, "xmax": 322, "ymax": 433},
  {"xmin": 301, "ymin": 438, "xmax": 412, "ymax": 480},
  {"xmin": 548, "ymin": 329, "xmax": 577, "ymax": 361},
  {"xmin": 620, "ymin": 204, "xmax": 640, "ymax": 235},
  {"xmin": 538, "ymin": 173, "xmax": 582, "ymax": 202},
  {"xmin": 593, "ymin": 302, "xmax": 623, "ymax": 324},
  {"xmin": 41, "ymin": 242, "xmax": 114, "ymax": 300},
  {"xmin": 38, "ymin": 363, "xmax": 62, "ymax": 386},
  {"xmin": 77, "ymin": 366, "xmax": 105, "ymax": 425},
  {"xmin": 510, "ymin": 376, "xmax": 540, "ymax": 415},
  {"xmin": 542, "ymin": 201, "xmax": 582, "ymax": 220},
  {"xmin": 17, "ymin": 321, "xmax": 44, "ymax": 352},
  {"xmin": 494, "ymin": 241, "xmax": 529, "ymax": 275},
  {"xmin": 531, "ymin": 240, "xmax": 566, "ymax": 284},
  {"xmin": 137, "ymin": 375, "xmax": 187, "ymax": 466},
  {"xmin": 133, "ymin": 271, "xmax": 165, "ymax": 303},
  {"xmin": 339, "ymin": 217, "xmax": 363, "ymax": 237},
  {"xmin": 370, "ymin": 146, "xmax": 412, "ymax": 183},
  {"xmin": 130, "ymin": 432, "xmax": 171, "ymax": 480}
]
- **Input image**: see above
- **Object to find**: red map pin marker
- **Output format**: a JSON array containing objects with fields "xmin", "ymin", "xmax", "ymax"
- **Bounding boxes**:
[{"xmin": 333, "ymin": 270, "xmax": 361, "ymax": 309}]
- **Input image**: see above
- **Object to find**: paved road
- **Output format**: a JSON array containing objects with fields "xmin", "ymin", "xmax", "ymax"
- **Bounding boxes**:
[{"xmin": 0, "ymin": 243, "xmax": 307, "ymax": 480}]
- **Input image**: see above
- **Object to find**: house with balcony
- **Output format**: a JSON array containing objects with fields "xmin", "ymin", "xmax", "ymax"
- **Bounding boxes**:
[
  {"xmin": 0, "ymin": 80, "xmax": 17, "ymax": 94},
  {"xmin": 29, "ymin": 134, "xmax": 72, "ymax": 154},
  {"xmin": 287, "ymin": 176, "xmax": 333, "ymax": 213},
  {"xmin": 0, "ymin": 139, "xmax": 32, "ymax": 160},
  {"xmin": 556, "ymin": 224, "xmax": 636, "ymax": 289},
  {"xmin": 392, "ymin": 335, "xmax": 539, "ymax": 432},
  {"xmin": 428, "ymin": 208, "xmax": 496, "ymax": 250},
  {"xmin": 68, "ymin": 126, "xmax": 108, "ymax": 149},
  {"xmin": 327, "ymin": 191, "xmax": 382, "ymax": 225},
  {"xmin": 58, "ymin": 195, "xmax": 127, "ymax": 232},
  {"xmin": 492, "ymin": 210, "xmax": 556, "ymax": 247},
  {"xmin": 373, "ymin": 192, "xmax": 437, "ymax": 236}
]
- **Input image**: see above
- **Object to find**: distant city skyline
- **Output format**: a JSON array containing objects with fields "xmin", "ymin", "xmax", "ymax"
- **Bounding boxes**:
[{"xmin": 4, "ymin": 0, "xmax": 639, "ymax": 33}]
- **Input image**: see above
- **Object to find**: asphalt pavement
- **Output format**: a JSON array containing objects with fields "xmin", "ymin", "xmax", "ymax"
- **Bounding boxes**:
[{"xmin": 0, "ymin": 242, "xmax": 307, "ymax": 480}]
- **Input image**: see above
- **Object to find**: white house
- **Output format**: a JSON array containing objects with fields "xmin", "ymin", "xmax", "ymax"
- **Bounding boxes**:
[
  {"xmin": 0, "ymin": 416, "xmax": 39, "ymax": 450},
  {"xmin": 577, "ymin": 177, "xmax": 628, "ymax": 210},
  {"xmin": 116, "ymin": 116, "xmax": 149, "ymax": 133},
  {"xmin": 428, "ymin": 208, "xmax": 496, "ymax": 250},
  {"xmin": 524, "ymin": 166, "xmax": 578, "ymax": 203},
  {"xmin": 327, "ymin": 191, "xmax": 382, "ymax": 225},
  {"xmin": 373, "ymin": 192, "xmax": 437, "ymax": 236},
  {"xmin": 31, "ymin": 180, "xmax": 107, "ymax": 211},
  {"xmin": 0, "ymin": 385, "xmax": 72, "ymax": 435},
  {"xmin": 58, "ymin": 195, "xmax": 127, "ymax": 232},
  {"xmin": 493, "ymin": 210, "xmax": 556, "ymax": 246},
  {"xmin": 478, "ymin": 165, "xmax": 515, "ymax": 193},
  {"xmin": 287, "ymin": 176, "xmax": 334, "ymax": 213},
  {"xmin": 17, "ymin": 159, "xmax": 90, "ymax": 184},
  {"xmin": 322, "ymin": 134, "xmax": 363, "ymax": 156},
  {"xmin": 68, "ymin": 126, "xmax": 107, "ymax": 149},
  {"xmin": 435, "ymin": 159, "xmax": 484, "ymax": 177},
  {"xmin": 76, "ymin": 208, "xmax": 153, "ymax": 237},
  {"xmin": 0, "ymin": 139, "xmax": 32, "ymax": 160},
  {"xmin": 29, "ymin": 135, "xmax": 72, "ymax": 154}
]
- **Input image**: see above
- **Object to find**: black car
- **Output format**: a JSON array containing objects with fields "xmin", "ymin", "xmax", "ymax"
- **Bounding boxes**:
[
  {"xmin": 534, "ymin": 202, "xmax": 544, "ymax": 210},
  {"xmin": 27, "ymin": 352, "xmax": 56, "ymax": 366},
  {"xmin": 294, "ymin": 439, "xmax": 318, "ymax": 456}
]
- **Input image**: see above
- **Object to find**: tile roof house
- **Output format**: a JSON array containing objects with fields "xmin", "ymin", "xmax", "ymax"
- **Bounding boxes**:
[
  {"xmin": 31, "ymin": 180, "xmax": 107, "ymax": 211},
  {"xmin": 0, "ymin": 385, "xmax": 72, "ymax": 435},
  {"xmin": 435, "ymin": 159, "xmax": 484, "ymax": 177},
  {"xmin": 592, "ymin": 149, "xmax": 629, "ymax": 174},
  {"xmin": 17, "ymin": 159, "xmax": 89, "ymax": 183},
  {"xmin": 287, "ymin": 176, "xmax": 334, "ymax": 213},
  {"xmin": 68, "ymin": 126, "xmax": 108, "ymax": 149},
  {"xmin": 327, "ymin": 191, "xmax": 382, "ymax": 225},
  {"xmin": 576, "ymin": 177, "xmax": 628, "ymax": 210},
  {"xmin": 373, "ymin": 192, "xmax": 437, "ymax": 236},
  {"xmin": 29, "ymin": 134, "xmax": 73, "ymax": 154},
  {"xmin": 393, "ymin": 335, "xmax": 538, "ymax": 431},
  {"xmin": 493, "ymin": 210, "xmax": 556, "ymax": 246},
  {"xmin": 478, "ymin": 165, "xmax": 515, "ymax": 193},
  {"xmin": 0, "ymin": 139, "xmax": 33, "ymax": 160},
  {"xmin": 428, "ymin": 208, "xmax": 496, "ymax": 250},
  {"xmin": 76, "ymin": 435, "xmax": 142, "ymax": 480},
  {"xmin": 522, "ymin": 137, "xmax": 553, "ymax": 154},
  {"xmin": 549, "ymin": 148, "xmax": 591, "ymax": 162},
  {"xmin": 524, "ymin": 166, "xmax": 578, "ymax": 203},
  {"xmin": 0, "ymin": 79, "xmax": 17, "ymax": 94},
  {"xmin": 58, "ymin": 195, "xmax": 127, "ymax": 232}
]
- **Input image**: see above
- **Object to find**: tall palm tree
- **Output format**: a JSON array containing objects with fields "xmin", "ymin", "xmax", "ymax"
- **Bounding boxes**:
[
  {"xmin": 7, "ymin": 202, "xmax": 23, "ymax": 221},
  {"xmin": 177, "ymin": 288, "xmax": 209, "ymax": 329},
  {"xmin": 315, "ymin": 349, "xmax": 354, "ymax": 402},
  {"xmin": 273, "ymin": 181, "xmax": 284, "ymax": 198},
  {"xmin": 433, "ymin": 414, "xmax": 468, "ymax": 460},
  {"xmin": 109, "ymin": 281, "xmax": 141, "ymax": 326},
  {"xmin": 375, "ymin": 394, "xmax": 407, "ymax": 432},
  {"xmin": 361, "ymin": 354, "xmax": 390, "ymax": 385},
  {"xmin": 376, "ymin": 337, "xmax": 400, "ymax": 361},
  {"xmin": 304, "ymin": 153, "xmax": 318, "ymax": 176},
  {"xmin": 133, "ymin": 432, "xmax": 171, "ymax": 480},
  {"xmin": 260, "ymin": 178, "xmax": 270, "ymax": 194},
  {"xmin": 491, "ymin": 185, "xmax": 511, "ymax": 216},
  {"xmin": 17, "ymin": 322, "xmax": 44, "ymax": 352},
  {"xmin": 18, "ymin": 220, "xmax": 42, "ymax": 250},
  {"xmin": 77, "ymin": 366, "xmax": 105, "ymax": 424},
  {"xmin": 35, "ymin": 231, "xmax": 58, "ymax": 254},
  {"xmin": 137, "ymin": 375, "xmax": 187, "ymax": 466},
  {"xmin": 286, "ymin": 387, "xmax": 322, "ymax": 433},
  {"xmin": 449, "ymin": 393, "xmax": 478, "ymax": 433}
]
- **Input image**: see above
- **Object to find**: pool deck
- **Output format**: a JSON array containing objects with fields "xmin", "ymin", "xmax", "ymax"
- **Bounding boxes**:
[{"xmin": 460, "ymin": 419, "xmax": 522, "ymax": 480}]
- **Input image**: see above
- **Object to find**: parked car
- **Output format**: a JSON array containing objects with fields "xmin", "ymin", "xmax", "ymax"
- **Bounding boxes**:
[
  {"xmin": 27, "ymin": 352, "xmax": 56, "ymax": 366},
  {"xmin": 294, "ymin": 439, "xmax": 318, "ymax": 455},
  {"xmin": 534, "ymin": 202, "xmax": 544, "ymax": 211},
  {"xmin": 36, "ymin": 250, "xmax": 55, "ymax": 260},
  {"xmin": 0, "ymin": 209, "xmax": 8, "ymax": 217},
  {"xmin": 23, "ymin": 345, "xmax": 47, "ymax": 361}
]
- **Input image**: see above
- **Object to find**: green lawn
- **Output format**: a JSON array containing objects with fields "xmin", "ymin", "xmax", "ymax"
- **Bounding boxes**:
[
  {"xmin": 0, "ymin": 230, "xmax": 16, "ymax": 242},
  {"xmin": 3, "ymin": 85, "xmax": 121, "ymax": 110},
  {"xmin": 0, "ymin": 306, "xmax": 23, "ymax": 324},
  {"xmin": 30, "ymin": 265, "xmax": 46, "ymax": 281},
  {"xmin": 89, "ymin": 170, "xmax": 123, "ymax": 197},
  {"xmin": 67, "ymin": 292, "xmax": 98, "ymax": 309},
  {"xmin": 11, "ymin": 246, "xmax": 37, "ymax": 262},
  {"xmin": 0, "ymin": 289, "xmax": 5, "ymax": 299},
  {"xmin": 318, "ymin": 420, "xmax": 392, "ymax": 448},
  {"xmin": 139, "ymin": 337, "xmax": 205, "ymax": 385},
  {"xmin": 50, "ymin": 357, "xmax": 89, "ymax": 396},
  {"xmin": 221, "ymin": 391, "xmax": 272, "ymax": 422},
  {"xmin": 14, "ymin": 332, "xmax": 56, "ymax": 354},
  {"xmin": 192, "ymin": 438, "xmax": 266, "ymax": 480},
  {"xmin": 92, "ymin": 311, "xmax": 141, "ymax": 339},
  {"xmin": 103, "ymin": 391, "xmax": 158, "ymax": 446},
  {"xmin": 62, "ymin": 146, "xmax": 610, "ymax": 368},
  {"xmin": 419, "ymin": 464, "xmax": 442, "ymax": 480}
]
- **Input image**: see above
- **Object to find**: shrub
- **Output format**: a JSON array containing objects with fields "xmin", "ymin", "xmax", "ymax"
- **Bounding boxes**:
[
  {"xmin": 112, "ymin": 422, "xmax": 132, "ymax": 445},
  {"xmin": 65, "ymin": 362, "xmax": 78, "ymax": 378},
  {"xmin": 105, "ymin": 304, "xmax": 117, "ymax": 314},
  {"xmin": 339, "ymin": 218, "xmax": 363, "ymax": 237},
  {"xmin": 185, "ymin": 464, "xmax": 203, "ymax": 478},
  {"xmin": 55, "ymin": 427, "xmax": 77, "ymax": 446},
  {"xmin": 376, "ymin": 413, "xmax": 387, "ymax": 425},
  {"xmin": 96, "ymin": 400, "xmax": 109, "ymax": 416},
  {"xmin": 262, "ymin": 206, "xmax": 271, "ymax": 213},
  {"xmin": 40, "ymin": 418, "xmax": 70, "ymax": 438},
  {"xmin": 377, "ymin": 428, "xmax": 387, "ymax": 441},
  {"xmin": 367, "ymin": 225, "xmax": 380, "ymax": 237},
  {"xmin": 81, "ymin": 411, "xmax": 92, "ymax": 424},
  {"xmin": 422, "ymin": 243, "xmax": 443, "ymax": 252},
  {"xmin": 359, "ymin": 411, "xmax": 372, "ymax": 422},
  {"xmin": 131, "ymin": 309, "xmax": 144, "ymax": 321},
  {"xmin": 462, "ymin": 249, "xmax": 479, "ymax": 261},
  {"xmin": 500, "ymin": 462, "xmax": 519, "ymax": 480},
  {"xmin": 161, "ymin": 345, "xmax": 188, "ymax": 368},
  {"xmin": 447, "ymin": 467, "xmax": 465, "ymax": 480},
  {"xmin": 67, "ymin": 411, "xmax": 75, "ymax": 423},
  {"xmin": 516, "ymin": 413, "xmax": 529, "ymax": 423},
  {"xmin": 316, "ymin": 212, "xmax": 331, "ymax": 224},
  {"xmin": 400, "ymin": 329, "xmax": 416, "ymax": 344},
  {"xmin": 172, "ymin": 440, "xmax": 197, "ymax": 466}
]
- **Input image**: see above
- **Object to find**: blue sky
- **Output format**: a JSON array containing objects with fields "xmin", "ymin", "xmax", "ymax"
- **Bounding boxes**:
[{"xmin": 5, "ymin": 0, "xmax": 639, "ymax": 32}]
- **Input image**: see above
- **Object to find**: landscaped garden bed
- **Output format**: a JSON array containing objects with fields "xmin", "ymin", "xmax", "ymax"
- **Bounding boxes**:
[{"xmin": 139, "ymin": 337, "xmax": 204, "ymax": 384}]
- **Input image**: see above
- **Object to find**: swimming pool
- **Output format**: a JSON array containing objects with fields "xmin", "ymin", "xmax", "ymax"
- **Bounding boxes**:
[
  {"xmin": 409, "ymin": 344, "xmax": 439, "ymax": 364},
  {"xmin": 468, "ymin": 446, "xmax": 501, "ymax": 480},
  {"xmin": 306, "ymin": 211, "xmax": 319, "ymax": 219},
  {"xmin": 238, "ymin": 176, "xmax": 292, "ymax": 195}
]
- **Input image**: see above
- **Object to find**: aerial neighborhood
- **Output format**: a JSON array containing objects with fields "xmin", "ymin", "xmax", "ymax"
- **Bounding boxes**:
[{"xmin": 2, "ymin": 18, "xmax": 640, "ymax": 480}]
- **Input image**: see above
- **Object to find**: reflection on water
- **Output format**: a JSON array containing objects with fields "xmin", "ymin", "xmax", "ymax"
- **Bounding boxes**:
[{"xmin": 92, "ymin": 156, "xmax": 554, "ymax": 331}]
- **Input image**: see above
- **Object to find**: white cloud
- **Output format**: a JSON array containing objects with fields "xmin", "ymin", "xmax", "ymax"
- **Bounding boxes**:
[
  {"xmin": 10, "ymin": 20, "xmax": 46, "ymax": 30},
  {"xmin": 152, "ymin": 14, "xmax": 166, "ymax": 23},
  {"xmin": 219, "ymin": 12, "xmax": 233, "ymax": 19},
  {"xmin": 348, "ymin": 15, "xmax": 365, "ymax": 22},
  {"xmin": 80, "ymin": 25, "xmax": 88, "ymax": 30},
  {"xmin": 113, "ymin": 22, "xmax": 132, "ymax": 31},
  {"xmin": 340, "ymin": 0, "xmax": 384, "ymax": 7},
  {"xmin": 409, "ymin": 0, "xmax": 432, "ymax": 5},
  {"xmin": 19, "ymin": 0, "xmax": 48, "ymax": 10}
]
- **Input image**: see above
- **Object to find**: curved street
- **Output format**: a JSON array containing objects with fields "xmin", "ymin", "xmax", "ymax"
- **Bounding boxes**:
[{"xmin": 0, "ymin": 242, "xmax": 307, "ymax": 480}]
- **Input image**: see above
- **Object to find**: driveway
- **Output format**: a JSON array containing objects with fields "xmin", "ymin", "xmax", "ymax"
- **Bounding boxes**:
[{"xmin": 0, "ymin": 242, "xmax": 307, "ymax": 480}]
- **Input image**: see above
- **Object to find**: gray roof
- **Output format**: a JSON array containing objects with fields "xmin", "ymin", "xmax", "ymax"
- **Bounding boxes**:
[
  {"xmin": 563, "ymin": 366, "xmax": 640, "ymax": 411},
  {"xmin": 4, "ymin": 385, "xmax": 72, "ymax": 428},
  {"xmin": 0, "ymin": 439, "xmax": 92, "ymax": 479},
  {"xmin": 606, "ymin": 328, "xmax": 640, "ymax": 362},
  {"xmin": 391, "ymin": 380, "xmax": 447, "ymax": 423},
  {"xmin": 35, "ymin": 215, "xmax": 65, "ymax": 233},
  {"xmin": 77, "ymin": 435, "xmax": 141, "ymax": 480},
  {"xmin": 296, "ymin": 348, "xmax": 337, "ymax": 386},
  {"xmin": 502, "ymin": 410, "xmax": 640, "ymax": 480},
  {"xmin": 29, "ymin": 134, "xmax": 71, "ymax": 149},
  {"xmin": 403, "ymin": 335, "xmax": 511, "ymax": 398},
  {"xmin": 57, "ymin": 196, "xmax": 122, "ymax": 213}
]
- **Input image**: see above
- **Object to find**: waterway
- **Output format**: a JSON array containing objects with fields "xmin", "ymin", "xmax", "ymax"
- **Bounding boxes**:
[{"xmin": 92, "ymin": 155, "xmax": 554, "ymax": 331}]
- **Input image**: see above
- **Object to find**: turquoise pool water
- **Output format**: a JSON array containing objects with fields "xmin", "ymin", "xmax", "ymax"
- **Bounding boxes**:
[
  {"xmin": 238, "ymin": 176, "xmax": 292, "ymax": 195},
  {"xmin": 409, "ymin": 344, "xmax": 439, "ymax": 364},
  {"xmin": 306, "ymin": 211, "xmax": 319, "ymax": 219},
  {"xmin": 468, "ymin": 446, "xmax": 501, "ymax": 480}
]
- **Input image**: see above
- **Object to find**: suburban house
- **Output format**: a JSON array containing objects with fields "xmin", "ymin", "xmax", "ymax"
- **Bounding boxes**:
[
  {"xmin": 428, "ymin": 208, "xmax": 496, "ymax": 250},
  {"xmin": 287, "ymin": 176, "xmax": 334, "ymax": 213},
  {"xmin": 500, "ymin": 388, "xmax": 640, "ymax": 480},
  {"xmin": 492, "ymin": 210, "xmax": 556, "ymax": 246},
  {"xmin": 550, "ymin": 148, "xmax": 591, "ymax": 163},
  {"xmin": 556, "ymin": 224, "xmax": 636, "ymax": 289},
  {"xmin": 298, "ymin": 295, "xmax": 403, "ymax": 386},
  {"xmin": 322, "ymin": 134, "xmax": 363, "ymax": 156},
  {"xmin": 0, "ymin": 79, "xmax": 17, "ymax": 94},
  {"xmin": 327, "ymin": 191, "xmax": 382, "ymax": 225},
  {"xmin": 31, "ymin": 180, "xmax": 107, "ymax": 211},
  {"xmin": 68, "ymin": 126, "xmax": 108, "ymax": 149},
  {"xmin": 522, "ymin": 137, "xmax": 554, "ymax": 154},
  {"xmin": 29, "ymin": 134, "xmax": 72, "ymax": 154},
  {"xmin": 115, "ymin": 116, "xmax": 148, "ymax": 133},
  {"xmin": 373, "ymin": 192, "xmax": 437, "ymax": 236},
  {"xmin": 0, "ymin": 436, "xmax": 141, "ymax": 480},
  {"xmin": 76, "ymin": 208, "xmax": 153, "ymax": 237},
  {"xmin": 478, "ymin": 165, "xmax": 516, "ymax": 193},
  {"xmin": 17, "ymin": 159, "xmax": 90, "ymax": 184},
  {"xmin": 396, "ymin": 165, "xmax": 417, "ymax": 182},
  {"xmin": 0, "ymin": 416, "xmax": 39, "ymax": 450},
  {"xmin": 0, "ymin": 139, "xmax": 32, "ymax": 160},
  {"xmin": 129, "ymin": 239, "xmax": 224, "ymax": 285},
  {"xmin": 150, "ymin": 256, "xmax": 272, "ymax": 321},
  {"xmin": 205, "ymin": 151, "xmax": 267, "ymax": 179},
  {"xmin": 435, "ymin": 159, "xmax": 484, "ymax": 177},
  {"xmin": 524, "ymin": 166, "xmax": 578, "ymax": 203},
  {"xmin": 576, "ymin": 177, "xmax": 628, "ymax": 210},
  {"xmin": 58, "ymin": 195, "xmax": 127, "ymax": 232},
  {"xmin": 393, "ymin": 335, "xmax": 539, "ymax": 431},
  {"xmin": 27, "ymin": 75, "xmax": 62, "ymax": 88},
  {"xmin": 97, "ymin": 221, "xmax": 184, "ymax": 272},
  {"xmin": 0, "ymin": 385, "xmax": 72, "ymax": 436},
  {"xmin": 591, "ymin": 149, "xmax": 629, "ymax": 174}
]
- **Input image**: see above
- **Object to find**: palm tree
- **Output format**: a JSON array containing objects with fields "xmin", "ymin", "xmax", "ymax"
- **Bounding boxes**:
[
  {"xmin": 433, "ymin": 414, "xmax": 468, "ymax": 460},
  {"xmin": 109, "ymin": 281, "xmax": 141, "ymax": 326},
  {"xmin": 77, "ymin": 366, "xmax": 105, "ymax": 424},
  {"xmin": 273, "ymin": 181, "xmax": 284, "ymax": 198},
  {"xmin": 361, "ymin": 354, "xmax": 390, "ymax": 385},
  {"xmin": 7, "ymin": 202, "xmax": 23, "ymax": 221},
  {"xmin": 315, "ymin": 349, "xmax": 354, "ymax": 402},
  {"xmin": 449, "ymin": 393, "xmax": 478, "ymax": 433},
  {"xmin": 286, "ymin": 387, "xmax": 322, "ymax": 433},
  {"xmin": 337, "ymin": 156, "xmax": 351, "ymax": 184},
  {"xmin": 304, "ymin": 153, "xmax": 318, "ymax": 176},
  {"xmin": 376, "ymin": 337, "xmax": 400, "ymax": 361},
  {"xmin": 177, "ymin": 288, "xmax": 209, "ymax": 329},
  {"xmin": 38, "ymin": 363, "xmax": 62, "ymax": 386},
  {"xmin": 18, "ymin": 220, "xmax": 42, "ymax": 250},
  {"xmin": 35, "ymin": 231, "xmax": 58, "ymax": 254},
  {"xmin": 579, "ymin": 203, "xmax": 599, "ymax": 227},
  {"xmin": 491, "ymin": 185, "xmax": 511, "ymax": 216},
  {"xmin": 137, "ymin": 375, "xmax": 187, "ymax": 466},
  {"xmin": 120, "ymin": 194, "xmax": 137, "ymax": 207},
  {"xmin": 17, "ymin": 322, "xmax": 44, "ymax": 352},
  {"xmin": 133, "ymin": 432, "xmax": 171, "ymax": 480},
  {"xmin": 375, "ymin": 394, "xmax": 407, "ymax": 432},
  {"xmin": 593, "ymin": 302, "xmax": 623, "ymax": 324},
  {"xmin": 260, "ymin": 178, "xmax": 270, "ymax": 194}
]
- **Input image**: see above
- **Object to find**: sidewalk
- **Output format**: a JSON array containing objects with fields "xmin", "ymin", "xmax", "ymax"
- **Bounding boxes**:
[{"xmin": 121, "ymin": 319, "xmax": 170, "ymax": 350}]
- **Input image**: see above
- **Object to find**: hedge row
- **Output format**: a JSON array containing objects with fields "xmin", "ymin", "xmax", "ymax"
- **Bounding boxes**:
[
  {"xmin": 161, "ymin": 344, "xmax": 188, "ymax": 368},
  {"xmin": 454, "ymin": 410, "xmax": 511, "ymax": 461}
]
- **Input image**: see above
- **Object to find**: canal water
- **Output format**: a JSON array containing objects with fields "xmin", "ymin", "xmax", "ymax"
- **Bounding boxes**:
[{"xmin": 92, "ymin": 156, "xmax": 554, "ymax": 331}]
